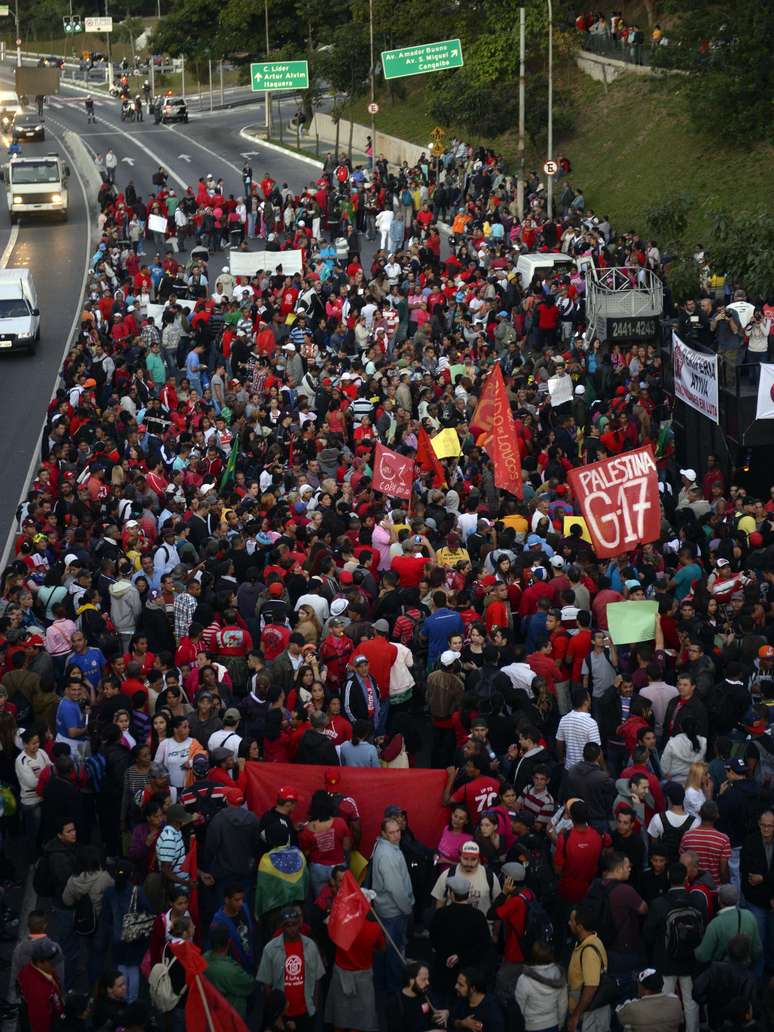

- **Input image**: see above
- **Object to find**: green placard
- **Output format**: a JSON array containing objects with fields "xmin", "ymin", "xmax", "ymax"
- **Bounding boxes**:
[
  {"xmin": 381, "ymin": 38, "xmax": 463, "ymax": 80},
  {"xmin": 0, "ymin": 6, "xmax": 10, "ymax": 14},
  {"xmin": 250, "ymin": 60, "xmax": 309, "ymax": 92}
]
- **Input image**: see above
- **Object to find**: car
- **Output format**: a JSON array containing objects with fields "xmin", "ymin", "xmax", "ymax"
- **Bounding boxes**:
[
  {"xmin": 159, "ymin": 96, "xmax": 188, "ymax": 123},
  {"xmin": 12, "ymin": 114, "xmax": 45, "ymax": 143}
]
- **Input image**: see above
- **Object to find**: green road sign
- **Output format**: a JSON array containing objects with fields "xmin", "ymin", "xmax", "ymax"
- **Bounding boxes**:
[
  {"xmin": 381, "ymin": 38, "xmax": 463, "ymax": 81},
  {"xmin": 250, "ymin": 60, "xmax": 309, "ymax": 92}
]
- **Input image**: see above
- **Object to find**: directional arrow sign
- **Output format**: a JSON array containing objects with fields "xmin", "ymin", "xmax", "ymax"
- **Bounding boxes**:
[
  {"xmin": 121, "ymin": 157, "xmax": 135, "ymax": 165},
  {"xmin": 250, "ymin": 60, "xmax": 309, "ymax": 92},
  {"xmin": 381, "ymin": 38, "xmax": 463, "ymax": 80},
  {"xmin": 177, "ymin": 154, "xmax": 191, "ymax": 162}
]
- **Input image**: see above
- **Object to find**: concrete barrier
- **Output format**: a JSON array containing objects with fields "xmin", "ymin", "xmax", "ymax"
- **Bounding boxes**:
[
  {"xmin": 62, "ymin": 129, "xmax": 102, "ymax": 218},
  {"xmin": 575, "ymin": 48, "xmax": 656, "ymax": 83},
  {"xmin": 308, "ymin": 111, "xmax": 426, "ymax": 167}
]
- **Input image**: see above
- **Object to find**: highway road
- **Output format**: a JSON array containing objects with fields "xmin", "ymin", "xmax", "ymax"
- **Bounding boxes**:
[{"xmin": 0, "ymin": 71, "xmax": 334, "ymax": 560}]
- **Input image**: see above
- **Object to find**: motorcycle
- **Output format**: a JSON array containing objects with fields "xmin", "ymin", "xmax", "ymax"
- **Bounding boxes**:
[{"xmin": 120, "ymin": 101, "xmax": 136, "ymax": 122}]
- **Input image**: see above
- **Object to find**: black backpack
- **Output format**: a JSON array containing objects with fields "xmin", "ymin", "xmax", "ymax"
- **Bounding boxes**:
[
  {"xmin": 659, "ymin": 813, "xmax": 695, "ymax": 861},
  {"xmin": 32, "ymin": 854, "xmax": 54, "ymax": 898},
  {"xmin": 518, "ymin": 889, "xmax": 555, "ymax": 954},
  {"xmin": 664, "ymin": 901, "xmax": 704, "ymax": 963},
  {"xmin": 585, "ymin": 878, "xmax": 616, "ymax": 947},
  {"xmin": 73, "ymin": 892, "xmax": 97, "ymax": 936}
]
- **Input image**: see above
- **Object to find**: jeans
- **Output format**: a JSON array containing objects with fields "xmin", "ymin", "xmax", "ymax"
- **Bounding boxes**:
[
  {"xmin": 373, "ymin": 912, "xmax": 408, "ymax": 993},
  {"xmin": 729, "ymin": 845, "xmax": 741, "ymax": 897},
  {"xmin": 310, "ymin": 862, "xmax": 336, "ymax": 898},
  {"xmin": 580, "ymin": 1006, "xmax": 610, "ymax": 1031},
  {"xmin": 662, "ymin": 975, "xmax": 698, "ymax": 1032},
  {"xmin": 375, "ymin": 700, "xmax": 390, "ymax": 737},
  {"xmin": 744, "ymin": 898, "xmax": 774, "ymax": 972},
  {"xmin": 118, "ymin": 963, "xmax": 140, "ymax": 1002},
  {"xmin": 555, "ymin": 680, "xmax": 571, "ymax": 716},
  {"xmin": 21, "ymin": 802, "xmax": 42, "ymax": 853},
  {"xmin": 48, "ymin": 906, "xmax": 79, "ymax": 990}
]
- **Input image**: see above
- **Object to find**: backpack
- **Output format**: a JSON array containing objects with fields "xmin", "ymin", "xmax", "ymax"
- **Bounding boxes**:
[
  {"xmin": 518, "ymin": 889, "xmax": 555, "ymax": 953},
  {"xmin": 73, "ymin": 892, "xmax": 97, "ymax": 936},
  {"xmin": 664, "ymin": 902, "xmax": 704, "ymax": 963},
  {"xmin": 584, "ymin": 878, "xmax": 616, "ymax": 947},
  {"xmin": 400, "ymin": 189, "xmax": 413, "ymax": 207},
  {"xmin": 32, "ymin": 853, "xmax": 55, "ymax": 897},
  {"xmin": 149, "ymin": 954, "xmax": 185, "ymax": 1013},
  {"xmin": 659, "ymin": 813, "xmax": 695, "ymax": 861}
]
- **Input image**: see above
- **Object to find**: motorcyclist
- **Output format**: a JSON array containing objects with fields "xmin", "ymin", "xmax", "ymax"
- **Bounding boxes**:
[{"xmin": 134, "ymin": 94, "xmax": 143, "ymax": 123}]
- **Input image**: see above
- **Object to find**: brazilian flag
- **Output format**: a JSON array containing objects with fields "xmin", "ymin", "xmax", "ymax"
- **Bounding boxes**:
[
  {"xmin": 219, "ymin": 433, "xmax": 240, "ymax": 493},
  {"xmin": 254, "ymin": 846, "xmax": 309, "ymax": 917}
]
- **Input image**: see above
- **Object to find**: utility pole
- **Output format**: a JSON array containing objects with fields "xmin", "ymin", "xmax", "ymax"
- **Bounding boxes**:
[
  {"xmin": 219, "ymin": 59, "xmax": 224, "ymax": 106},
  {"xmin": 15, "ymin": 0, "xmax": 20, "ymax": 67},
  {"xmin": 264, "ymin": 0, "xmax": 271, "ymax": 137},
  {"xmin": 368, "ymin": 0, "xmax": 375, "ymax": 169},
  {"xmin": 208, "ymin": 56, "xmax": 213, "ymax": 112},
  {"xmin": 181, "ymin": 54, "xmax": 185, "ymax": 100},
  {"xmin": 517, "ymin": 6, "xmax": 525, "ymax": 218},
  {"xmin": 546, "ymin": 0, "xmax": 553, "ymax": 218},
  {"xmin": 105, "ymin": 0, "xmax": 113, "ymax": 88}
]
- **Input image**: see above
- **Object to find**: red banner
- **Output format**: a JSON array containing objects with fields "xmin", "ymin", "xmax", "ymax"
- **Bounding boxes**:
[
  {"xmin": 567, "ymin": 444, "xmax": 660, "ymax": 559},
  {"xmin": 372, "ymin": 442, "xmax": 414, "ymax": 500},
  {"xmin": 470, "ymin": 364, "xmax": 498, "ymax": 438},
  {"xmin": 328, "ymin": 870, "xmax": 370, "ymax": 949},
  {"xmin": 242, "ymin": 762, "xmax": 449, "ymax": 854},
  {"xmin": 486, "ymin": 364, "xmax": 523, "ymax": 499},
  {"xmin": 416, "ymin": 426, "xmax": 446, "ymax": 488}
]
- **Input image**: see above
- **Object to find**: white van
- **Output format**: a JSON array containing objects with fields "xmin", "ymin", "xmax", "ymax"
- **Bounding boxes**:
[
  {"xmin": 515, "ymin": 252, "xmax": 576, "ymax": 289},
  {"xmin": 2, "ymin": 153, "xmax": 70, "ymax": 222},
  {"xmin": 0, "ymin": 268, "xmax": 40, "ymax": 353}
]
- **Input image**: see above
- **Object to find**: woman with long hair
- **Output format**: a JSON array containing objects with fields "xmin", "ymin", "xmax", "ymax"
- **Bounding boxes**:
[
  {"xmin": 684, "ymin": 760, "xmax": 712, "ymax": 818},
  {"xmin": 149, "ymin": 711, "xmax": 172, "ymax": 755},
  {"xmin": 298, "ymin": 790, "xmax": 351, "ymax": 896},
  {"xmin": 661, "ymin": 717, "xmax": 707, "ymax": 785},
  {"xmin": 121, "ymin": 742, "xmax": 152, "ymax": 833},
  {"xmin": 100, "ymin": 858, "xmax": 152, "ymax": 1004},
  {"xmin": 436, "ymin": 805, "xmax": 474, "ymax": 871}
]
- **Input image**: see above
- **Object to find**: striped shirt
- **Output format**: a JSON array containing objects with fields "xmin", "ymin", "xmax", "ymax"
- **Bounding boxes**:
[
  {"xmin": 680, "ymin": 827, "xmax": 732, "ymax": 885},
  {"xmin": 155, "ymin": 824, "xmax": 186, "ymax": 874},
  {"xmin": 556, "ymin": 710, "xmax": 601, "ymax": 769},
  {"xmin": 514, "ymin": 785, "xmax": 555, "ymax": 828}
]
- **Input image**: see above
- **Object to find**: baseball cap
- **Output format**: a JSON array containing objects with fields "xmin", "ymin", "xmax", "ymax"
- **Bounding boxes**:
[
  {"xmin": 268, "ymin": 582, "xmax": 284, "ymax": 597},
  {"xmin": 724, "ymin": 757, "xmax": 747, "ymax": 774},
  {"xmin": 561, "ymin": 605, "xmax": 579, "ymax": 622},
  {"xmin": 25, "ymin": 634, "xmax": 44, "ymax": 647},
  {"xmin": 31, "ymin": 940, "xmax": 59, "ymax": 962},
  {"xmin": 759, "ymin": 645, "xmax": 774, "ymax": 660},
  {"xmin": 460, "ymin": 841, "xmax": 480, "ymax": 855},
  {"xmin": 191, "ymin": 754, "xmax": 210, "ymax": 777},
  {"xmin": 277, "ymin": 786, "xmax": 299, "ymax": 802},
  {"xmin": 223, "ymin": 707, "xmax": 241, "ymax": 723},
  {"xmin": 625, "ymin": 579, "xmax": 642, "ymax": 590},
  {"xmin": 574, "ymin": 384, "xmax": 585, "ymax": 395},
  {"xmin": 440, "ymin": 649, "xmax": 461, "ymax": 667},
  {"xmin": 638, "ymin": 968, "xmax": 663, "ymax": 992},
  {"xmin": 510, "ymin": 810, "xmax": 535, "ymax": 827},
  {"xmin": 715, "ymin": 557, "xmax": 730, "ymax": 567},
  {"xmin": 446, "ymin": 875, "xmax": 471, "ymax": 897},
  {"xmin": 280, "ymin": 906, "xmax": 301, "ymax": 923},
  {"xmin": 353, "ymin": 654, "xmax": 368, "ymax": 665},
  {"xmin": 549, "ymin": 555, "xmax": 564, "ymax": 568},
  {"xmin": 501, "ymin": 861, "xmax": 526, "ymax": 882},
  {"xmin": 166, "ymin": 804, "xmax": 194, "ymax": 826},
  {"xmin": 679, "ymin": 468, "xmax": 697, "ymax": 480},
  {"xmin": 64, "ymin": 553, "xmax": 79, "ymax": 566},
  {"xmin": 372, "ymin": 619, "xmax": 389, "ymax": 634}
]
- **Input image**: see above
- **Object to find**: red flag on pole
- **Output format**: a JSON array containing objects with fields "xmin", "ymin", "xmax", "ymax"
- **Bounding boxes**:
[
  {"xmin": 470, "ymin": 364, "xmax": 499, "ymax": 438},
  {"xmin": 372, "ymin": 442, "xmax": 413, "ymax": 500},
  {"xmin": 416, "ymin": 426, "xmax": 446, "ymax": 488},
  {"xmin": 170, "ymin": 940, "xmax": 250, "ymax": 1032},
  {"xmin": 328, "ymin": 870, "xmax": 370, "ymax": 950},
  {"xmin": 484, "ymin": 363, "xmax": 523, "ymax": 499}
]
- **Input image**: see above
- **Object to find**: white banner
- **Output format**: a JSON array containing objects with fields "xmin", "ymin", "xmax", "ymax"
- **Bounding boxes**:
[
  {"xmin": 756, "ymin": 364, "xmax": 774, "ymax": 420},
  {"xmin": 548, "ymin": 373, "xmax": 573, "ymax": 408},
  {"xmin": 672, "ymin": 331, "xmax": 719, "ymax": 424},
  {"xmin": 229, "ymin": 249, "xmax": 303, "ymax": 278},
  {"xmin": 146, "ymin": 299, "xmax": 196, "ymax": 324},
  {"xmin": 148, "ymin": 213, "xmax": 168, "ymax": 234}
]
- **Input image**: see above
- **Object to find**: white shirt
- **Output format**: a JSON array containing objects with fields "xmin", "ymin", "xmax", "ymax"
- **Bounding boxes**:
[
  {"xmin": 154, "ymin": 736, "xmax": 196, "ymax": 789},
  {"xmin": 556, "ymin": 710, "xmax": 601, "ymax": 769},
  {"xmin": 208, "ymin": 727, "xmax": 242, "ymax": 760},
  {"xmin": 294, "ymin": 593, "xmax": 329, "ymax": 623}
]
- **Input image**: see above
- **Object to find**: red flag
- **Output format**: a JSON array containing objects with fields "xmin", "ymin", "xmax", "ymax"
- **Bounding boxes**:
[
  {"xmin": 371, "ymin": 442, "xmax": 413, "ymax": 500},
  {"xmin": 181, "ymin": 836, "xmax": 200, "ymax": 939},
  {"xmin": 470, "ymin": 364, "xmax": 499, "ymax": 438},
  {"xmin": 170, "ymin": 941, "xmax": 250, "ymax": 1032},
  {"xmin": 416, "ymin": 426, "xmax": 446, "ymax": 488},
  {"xmin": 567, "ymin": 444, "xmax": 660, "ymax": 558},
  {"xmin": 328, "ymin": 870, "xmax": 370, "ymax": 950},
  {"xmin": 485, "ymin": 364, "xmax": 523, "ymax": 499}
]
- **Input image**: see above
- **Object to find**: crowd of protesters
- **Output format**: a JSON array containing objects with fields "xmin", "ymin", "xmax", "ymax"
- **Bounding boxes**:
[{"xmin": 1, "ymin": 128, "xmax": 774, "ymax": 1032}]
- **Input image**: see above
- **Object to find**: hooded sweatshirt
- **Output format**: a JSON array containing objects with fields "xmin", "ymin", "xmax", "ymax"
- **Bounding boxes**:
[
  {"xmin": 109, "ymin": 578, "xmax": 142, "ymax": 634},
  {"xmin": 515, "ymin": 963, "xmax": 568, "ymax": 1031},
  {"xmin": 62, "ymin": 868, "xmax": 115, "ymax": 916}
]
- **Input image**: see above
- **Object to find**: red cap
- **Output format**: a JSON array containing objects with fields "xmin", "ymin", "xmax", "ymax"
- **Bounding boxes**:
[
  {"xmin": 25, "ymin": 634, "xmax": 44, "ymax": 647},
  {"xmin": 268, "ymin": 582, "xmax": 283, "ymax": 597},
  {"xmin": 759, "ymin": 645, "xmax": 774, "ymax": 660},
  {"xmin": 277, "ymin": 786, "xmax": 299, "ymax": 802},
  {"xmin": 749, "ymin": 532, "xmax": 764, "ymax": 547}
]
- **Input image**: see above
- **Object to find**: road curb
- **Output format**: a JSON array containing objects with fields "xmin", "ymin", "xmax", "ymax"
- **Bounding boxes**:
[
  {"xmin": 63, "ymin": 129, "xmax": 103, "ymax": 219},
  {"xmin": 239, "ymin": 127, "xmax": 323, "ymax": 170}
]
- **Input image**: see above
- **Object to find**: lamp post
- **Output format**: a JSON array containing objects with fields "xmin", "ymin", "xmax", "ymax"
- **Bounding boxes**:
[
  {"xmin": 264, "ymin": 0, "xmax": 271, "ymax": 137},
  {"xmin": 15, "ymin": 0, "xmax": 20, "ymax": 67},
  {"xmin": 517, "ymin": 6, "xmax": 525, "ymax": 218},
  {"xmin": 368, "ymin": 0, "xmax": 375, "ymax": 169},
  {"xmin": 546, "ymin": 0, "xmax": 553, "ymax": 218}
]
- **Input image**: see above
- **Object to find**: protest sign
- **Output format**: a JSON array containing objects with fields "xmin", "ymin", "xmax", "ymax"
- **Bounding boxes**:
[
  {"xmin": 567, "ymin": 444, "xmax": 660, "ymax": 558},
  {"xmin": 229, "ymin": 249, "xmax": 303, "ymax": 277},
  {"xmin": 607, "ymin": 600, "xmax": 659, "ymax": 645},
  {"xmin": 563, "ymin": 515, "xmax": 592, "ymax": 543},
  {"xmin": 672, "ymin": 331, "xmax": 719, "ymax": 424},
  {"xmin": 548, "ymin": 374, "xmax": 573, "ymax": 407},
  {"xmin": 147, "ymin": 213, "xmax": 168, "ymax": 234},
  {"xmin": 372, "ymin": 443, "xmax": 413, "ymax": 499},
  {"xmin": 431, "ymin": 427, "xmax": 461, "ymax": 459}
]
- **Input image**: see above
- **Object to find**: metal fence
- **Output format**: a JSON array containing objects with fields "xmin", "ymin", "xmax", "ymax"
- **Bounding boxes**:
[{"xmin": 581, "ymin": 33, "xmax": 658, "ymax": 67}]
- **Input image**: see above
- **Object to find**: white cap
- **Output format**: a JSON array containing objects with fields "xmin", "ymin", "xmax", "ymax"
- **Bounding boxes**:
[
  {"xmin": 331, "ymin": 598, "xmax": 349, "ymax": 617},
  {"xmin": 440, "ymin": 649, "xmax": 461, "ymax": 667},
  {"xmin": 679, "ymin": 468, "xmax": 697, "ymax": 481},
  {"xmin": 716, "ymin": 557, "xmax": 730, "ymax": 567},
  {"xmin": 561, "ymin": 605, "xmax": 579, "ymax": 622},
  {"xmin": 64, "ymin": 553, "xmax": 79, "ymax": 566},
  {"xmin": 549, "ymin": 555, "xmax": 565, "ymax": 568},
  {"xmin": 574, "ymin": 384, "xmax": 585, "ymax": 395},
  {"xmin": 283, "ymin": 343, "xmax": 296, "ymax": 352}
]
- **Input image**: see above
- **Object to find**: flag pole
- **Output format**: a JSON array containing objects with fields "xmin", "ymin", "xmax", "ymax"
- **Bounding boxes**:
[
  {"xmin": 194, "ymin": 974, "xmax": 217, "ymax": 1032},
  {"xmin": 364, "ymin": 900, "xmax": 406, "ymax": 966}
]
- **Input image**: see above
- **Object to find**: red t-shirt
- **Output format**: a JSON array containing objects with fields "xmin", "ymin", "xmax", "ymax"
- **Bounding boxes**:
[
  {"xmin": 299, "ymin": 817, "xmax": 349, "ymax": 865},
  {"xmin": 450, "ymin": 776, "xmax": 501, "ymax": 824},
  {"xmin": 390, "ymin": 554, "xmax": 429, "ymax": 588},
  {"xmin": 283, "ymin": 939, "xmax": 307, "ymax": 1016},
  {"xmin": 555, "ymin": 825, "xmax": 604, "ymax": 902},
  {"xmin": 495, "ymin": 891, "xmax": 529, "ymax": 963}
]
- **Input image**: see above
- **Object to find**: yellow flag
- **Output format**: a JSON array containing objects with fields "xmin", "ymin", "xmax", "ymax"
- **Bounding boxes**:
[
  {"xmin": 563, "ymin": 515, "xmax": 592, "ymax": 543},
  {"xmin": 431, "ymin": 427, "xmax": 461, "ymax": 459}
]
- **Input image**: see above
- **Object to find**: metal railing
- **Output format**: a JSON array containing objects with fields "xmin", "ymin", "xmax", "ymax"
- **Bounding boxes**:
[
  {"xmin": 581, "ymin": 32, "xmax": 659, "ymax": 67},
  {"xmin": 586, "ymin": 267, "xmax": 664, "ymax": 337}
]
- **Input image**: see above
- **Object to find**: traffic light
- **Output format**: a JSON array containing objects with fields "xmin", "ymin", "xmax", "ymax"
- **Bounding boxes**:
[{"xmin": 63, "ymin": 15, "xmax": 82, "ymax": 32}]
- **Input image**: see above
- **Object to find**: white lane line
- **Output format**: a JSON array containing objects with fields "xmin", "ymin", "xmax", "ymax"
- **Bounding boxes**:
[
  {"xmin": 162, "ymin": 123, "xmax": 244, "ymax": 178},
  {"xmin": 0, "ymin": 123, "xmax": 93, "ymax": 571},
  {"xmin": 0, "ymin": 222, "xmax": 19, "ymax": 269},
  {"xmin": 89, "ymin": 112, "xmax": 190, "ymax": 190}
]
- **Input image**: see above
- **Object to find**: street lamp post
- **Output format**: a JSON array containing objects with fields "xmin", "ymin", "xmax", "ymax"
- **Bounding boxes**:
[
  {"xmin": 15, "ymin": 0, "xmax": 20, "ymax": 67},
  {"xmin": 264, "ymin": 0, "xmax": 271, "ymax": 137},
  {"xmin": 368, "ymin": 0, "xmax": 375, "ymax": 169},
  {"xmin": 546, "ymin": 0, "xmax": 553, "ymax": 218},
  {"xmin": 517, "ymin": 6, "xmax": 525, "ymax": 218}
]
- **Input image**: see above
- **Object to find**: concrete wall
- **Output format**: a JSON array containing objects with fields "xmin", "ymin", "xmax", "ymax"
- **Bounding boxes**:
[
  {"xmin": 308, "ymin": 111, "xmax": 427, "ymax": 167},
  {"xmin": 575, "ymin": 49, "xmax": 656, "ymax": 83}
]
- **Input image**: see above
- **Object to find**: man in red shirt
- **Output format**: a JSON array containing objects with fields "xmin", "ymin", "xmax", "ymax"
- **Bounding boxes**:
[
  {"xmin": 390, "ymin": 539, "xmax": 431, "ymax": 588},
  {"xmin": 518, "ymin": 567, "xmax": 555, "ymax": 616},
  {"xmin": 494, "ymin": 861, "xmax": 531, "ymax": 963},
  {"xmin": 554, "ymin": 800, "xmax": 605, "ymax": 902},
  {"xmin": 257, "ymin": 906, "xmax": 324, "ymax": 1025},
  {"xmin": 443, "ymin": 755, "xmax": 501, "ymax": 825},
  {"xmin": 526, "ymin": 638, "xmax": 564, "ymax": 696},
  {"xmin": 566, "ymin": 608, "xmax": 593, "ymax": 684},
  {"xmin": 353, "ymin": 622, "xmax": 396, "ymax": 702}
]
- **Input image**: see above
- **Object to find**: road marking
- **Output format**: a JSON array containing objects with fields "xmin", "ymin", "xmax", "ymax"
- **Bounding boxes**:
[
  {"xmin": 0, "ymin": 123, "xmax": 93, "ymax": 571},
  {"xmin": 0, "ymin": 222, "xmax": 19, "ymax": 269},
  {"xmin": 162, "ymin": 123, "xmax": 243, "ymax": 178}
]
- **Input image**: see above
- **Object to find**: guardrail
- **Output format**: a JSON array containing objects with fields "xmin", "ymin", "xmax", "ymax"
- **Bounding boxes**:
[{"xmin": 580, "ymin": 32, "xmax": 660, "ymax": 67}]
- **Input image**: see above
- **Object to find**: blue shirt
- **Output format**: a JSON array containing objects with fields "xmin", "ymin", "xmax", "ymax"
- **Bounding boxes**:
[
  {"xmin": 68, "ymin": 647, "xmax": 107, "ymax": 689},
  {"xmin": 185, "ymin": 350, "xmax": 201, "ymax": 379},
  {"xmin": 423, "ymin": 608, "xmax": 465, "ymax": 664},
  {"xmin": 56, "ymin": 697, "xmax": 85, "ymax": 740},
  {"xmin": 673, "ymin": 563, "xmax": 702, "ymax": 601}
]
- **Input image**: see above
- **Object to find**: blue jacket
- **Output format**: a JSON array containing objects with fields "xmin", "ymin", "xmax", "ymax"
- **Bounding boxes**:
[{"xmin": 209, "ymin": 903, "xmax": 256, "ymax": 971}]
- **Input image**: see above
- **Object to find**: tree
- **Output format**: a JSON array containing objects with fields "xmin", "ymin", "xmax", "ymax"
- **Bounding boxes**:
[{"xmin": 709, "ymin": 211, "xmax": 774, "ymax": 299}]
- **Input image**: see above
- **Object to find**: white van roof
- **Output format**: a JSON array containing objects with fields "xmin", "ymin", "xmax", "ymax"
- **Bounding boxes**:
[
  {"xmin": 0, "ymin": 268, "xmax": 31, "ymax": 298},
  {"xmin": 519, "ymin": 252, "xmax": 573, "ymax": 263}
]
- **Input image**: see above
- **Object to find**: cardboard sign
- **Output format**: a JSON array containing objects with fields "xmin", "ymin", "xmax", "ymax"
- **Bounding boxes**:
[
  {"xmin": 607, "ymin": 600, "xmax": 659, "ymax": 645},
  {"xmin": 567, "ymin": 444, "xmax": 660, "ymax": 558},
  {"xmin": 229, "ymin": 249, "xmax": 303, "ymax": 277},
  {"xmin": 147, "ymin": 213, "xmax": 168, "ymax": 234}
]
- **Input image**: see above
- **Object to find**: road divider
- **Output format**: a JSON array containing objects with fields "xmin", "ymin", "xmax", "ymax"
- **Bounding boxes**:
[{"xmin": 63, "ymin": 129, "xmax": 103, "ymax": 219}]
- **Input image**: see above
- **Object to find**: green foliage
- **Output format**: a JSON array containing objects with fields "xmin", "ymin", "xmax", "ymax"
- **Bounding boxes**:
[
  {"xmin": 709, "ymin": 211, "xmax": 774, "ymax": 298},
  {"xmin": 644, "ymin": 194, "xmax": 692, "ymax": 248},
  {"xmin": 428, "ymin": 71, "xmax": 517, "ymax": 137},
  {"xmin": 654, "ymin": 0, "xmax": 774, "ymax": 136}
]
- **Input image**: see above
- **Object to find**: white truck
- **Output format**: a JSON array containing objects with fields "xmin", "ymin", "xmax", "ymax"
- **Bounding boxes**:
[{"xmin": 1, "ymin": 153, "xmax": 70, "ymax": 223}]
